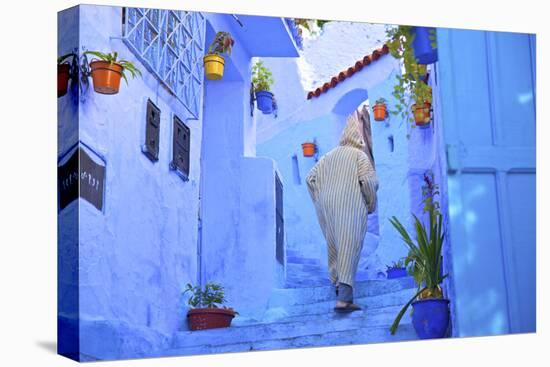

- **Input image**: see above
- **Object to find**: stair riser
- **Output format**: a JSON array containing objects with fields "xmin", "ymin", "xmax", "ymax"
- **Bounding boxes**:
[
  {"xmin": 266, "ymin": 306, "xmax": 412, "ymax": 326},
  {"xmin": 169, "ymin": 325, "xmax": 417, "ymax": 356},
  {"xmin": 270, "ymin": 277, "xmax": 416, "ymax": 307},
  {"xmin": 292, "ymin": 291, "xmax": 411, "ymax": 315},
  {"xmin": 173, "ymin": 309, "xmax": 413, "ymax": 349}
]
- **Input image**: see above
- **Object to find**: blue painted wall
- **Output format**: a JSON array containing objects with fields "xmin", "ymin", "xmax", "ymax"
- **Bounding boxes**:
[
  {"xmin": 58, "ymin": 4, "xmax": 297, "ymax": 360},
  {"xmin": 256, "ymin": 58, "xmax": 420, "ymax": 279},
  {"xmin": 57, "ymin": 6, "xmax": 80, "ymax": 360}
]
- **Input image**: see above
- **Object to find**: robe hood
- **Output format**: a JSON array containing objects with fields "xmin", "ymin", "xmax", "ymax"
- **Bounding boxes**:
[{"xmin": 339, "ymin": 112, "xmax": 366, "ymax": 150}]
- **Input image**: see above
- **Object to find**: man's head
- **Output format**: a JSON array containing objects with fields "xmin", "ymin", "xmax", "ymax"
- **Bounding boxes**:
[{"xmin": 339, "ymin": 111, "xmax": 366, "ymax": 150}]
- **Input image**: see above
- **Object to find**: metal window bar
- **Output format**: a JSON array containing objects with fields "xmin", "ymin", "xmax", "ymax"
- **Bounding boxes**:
[{"xmin": 122, "ymin": 7, "xmax": 206, "ymax": 119}]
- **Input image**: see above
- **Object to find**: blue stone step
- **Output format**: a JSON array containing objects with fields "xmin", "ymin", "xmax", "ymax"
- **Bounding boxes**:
[
  {"xmin": 286, "ymin": 256, "xmax": 320, "ymax": 265},
  {"xmin": 284, "ymin": 263, "xmax": 379, "ymax": 288},
  {"xmin": 267, "ymin": 304, "xmax": 410, "ymax": 326},
  {"xmin": 260, "ymin": 288, "xmax": 415, "ymax": 322},
  {"xmin": 172, "ymin": 306, "xmax": 414, "ymax": 350},
  {"xmin": 271, "ymin": 277, "xmax": 416, "ymax": 307},
  {"xmin": 166, "ymin": 323, "xmax": 416, "ymax": 356}
]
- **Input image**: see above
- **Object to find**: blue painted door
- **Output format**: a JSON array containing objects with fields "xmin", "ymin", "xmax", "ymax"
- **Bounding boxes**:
[{"xmin": 437, "ymin": 29, "xmax": 536, "ymax": 336}]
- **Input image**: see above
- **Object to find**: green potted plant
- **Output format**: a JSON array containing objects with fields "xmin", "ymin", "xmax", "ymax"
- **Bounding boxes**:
[
  {"xmin": 373, "ymin": 97, "xmax": 388, "ymax": 121},
  {"xmin": 204, "ymin": 31, "xmax": 235, "ymax": 80},
  {"xmin": 389, "ymin": 171, "xmax": 450, "ymax": 339},
  {"xmin": 385, "ymin": 26, "xmax": 433, "ymax": 131},
  {"xmin": 57, "ymin": 53, "xmax": 74, "ymax": 97},
  {"xmin": 84, "ymin": 51, "xmax": 141, "ymax": 95},
  {"xmin": 386, "ymin": 258, "xmax": 407, "ymax": 279},
  {"xmin": 252, "ymin": 60, "xmax": 275, "ymax": 114},
  {"xmin": 183, "ymin": 282, "xmax": 237, "ymax": 331}
]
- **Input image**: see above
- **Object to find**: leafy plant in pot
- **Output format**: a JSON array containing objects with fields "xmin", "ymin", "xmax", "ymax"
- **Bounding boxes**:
[
  {"xmin": 385, "ymin": 26, "xmax": 434, "ymax": 132},
  {"xmin": 252, "ymin": 60, "xmax": 275, "ymax": 114},
  {"xmin": 183, "ymin": 282, "xmax": 237, "ymax": 331},
  {"xmin": 373, "ymin": 98, "xmax": 388, "ymax": 121},
  {"xmin": 389, "ymin": 171, "xmax": 450, "ymax": 339},
  {"xmin": 386, "ymin": 259, "xmax": 407, "ymax": 279},
  {"xmin": 204, "ymin": 31, "xmax": 234, "ymax": 80},
  {"xmin": 84, "ymin": 51, "xmax": 141, "ymax": 95},
  {"xmin": 57, "ymin": 53, "xmax": 74, "ymax": 97}
]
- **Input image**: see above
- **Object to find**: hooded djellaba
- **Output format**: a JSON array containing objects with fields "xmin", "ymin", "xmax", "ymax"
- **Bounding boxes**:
[{"xmin": 306, "ymin": 110, "xmax": 378, "ymax": 313}]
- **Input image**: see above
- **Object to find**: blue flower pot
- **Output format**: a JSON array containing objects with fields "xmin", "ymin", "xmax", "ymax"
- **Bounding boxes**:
[
  {"xmin": 386, "ymin": 267, "xmax": 408, "ymax": 279},
  {"xmin": 412, "ymin": 298, "xmax": 450, "ymax": 339},
  {"xmin": 256, "ymin": 90, "xmax": 273, "ymax": 114},
  {"xmin": 412, "ymin": 27, "xmax": 438, "ymax": 64}
]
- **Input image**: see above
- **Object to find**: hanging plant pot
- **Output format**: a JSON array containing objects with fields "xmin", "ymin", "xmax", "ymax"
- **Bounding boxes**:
[
  {"xmin": 413, "ymin": 102, "xmax": 431, "ymax": 127},
  {"xmin": 203, "ymin": 54, "xmax": 225, "ymax": 80},
  {"xmin": 411, "ymin": 27, "xmax": 438, "ymax": 64},
  {"xmin": 386, "ymin": 267, "xmax": 407, "ymax": 279},
  {"xmin": 256, "ymin": 90, "xmax": 274, "ymax": 114},
  {"xmin": 302, "ymin": 142, "xmax": 316, "ymax": 157},
  {"xmin": 89, "ymin": 60, "xmax": 123, "ymax": 95},
  {"xmin": 58, "ymin": 64, "xmax": 71, "ymax": 98},
  {"xmin": 411, "ymin": 298, "xmax": 450, "ymax": 339},
  {"xmin": 373, "ymin": 102, "xmax": 387, "ymax": 121},
  {"xmin": 187, "ymin": 308, "xmax": 236, "ymax": 331}
]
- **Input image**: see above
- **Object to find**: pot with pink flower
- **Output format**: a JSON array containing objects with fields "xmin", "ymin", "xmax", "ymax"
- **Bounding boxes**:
[{"xmin": 204, "ymin": 31, "xmax": 235, "ymax": 80}]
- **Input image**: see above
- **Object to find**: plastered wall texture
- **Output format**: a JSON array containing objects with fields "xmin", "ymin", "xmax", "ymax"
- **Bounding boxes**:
[{"xmin": 58, "ymin": 5, "xmax": 300, "ymax": 360}]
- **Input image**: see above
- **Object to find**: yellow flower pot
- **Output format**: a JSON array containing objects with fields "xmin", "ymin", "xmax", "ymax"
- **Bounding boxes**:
[{"xmin": 203, "ymin": 54, "xmax": 225, "ymax": 80}]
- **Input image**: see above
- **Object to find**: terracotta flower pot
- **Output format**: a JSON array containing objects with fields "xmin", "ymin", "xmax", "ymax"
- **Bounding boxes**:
[
  {"xmin": 373, "ymin": 103, "xmax": 387, "ymax": 121},
  {"xmin": 302, "ymin": 142, "xmax": 316, "ymax": 157},
  {"xmin": 90, "ymin": 60, "xmax": 123, "ymax": 95},
  {"xmin": 187, "ymin": 308, "xmax": 235, "ymax": 331},
  {"xmin": 58, "ymin": 64, "xmax": 71, "ymax": 97},
  {"xmin": 204, "ymin": 54, "xmax": 225, "ymax": 80},
  {"xmin": 413, "ymin": 102, "xmax": 431, "ymax": 127}
]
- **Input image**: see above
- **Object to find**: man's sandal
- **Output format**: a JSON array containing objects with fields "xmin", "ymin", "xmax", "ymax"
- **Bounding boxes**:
[{"xmin": 334, "ymin": 302, "xmax": 362, "ymax": 313}]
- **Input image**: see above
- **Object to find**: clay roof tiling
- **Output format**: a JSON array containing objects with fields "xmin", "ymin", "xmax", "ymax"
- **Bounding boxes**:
[{"xmin": 307, "ymin": 44, "xmax": 390, "ymax": 100}]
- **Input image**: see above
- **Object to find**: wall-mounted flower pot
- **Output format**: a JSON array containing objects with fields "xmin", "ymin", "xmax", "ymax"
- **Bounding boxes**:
[
  {"xmin": 386, "ymin": 267, "xmax": 407, "ymax": 279},
  {"xmin": 412, "ymin": 27, "xmax": 438, "ymax": 64},
  {"xmin": 302, "ymin": 142, "xmax": 316, "ymax": 157},
  {"xmin": 411, "ymin": 298, "xmax": 450, "ymax": 339},
  {"xmin": 256, "ymin": 90, "xmax": 274, "ymax": 114},
  {"xmin": 413, "ymin": 102, "xmax": 431, "ymax": 127},
  {"xmin": 58, "ymin": 64, "xmax": 71, "ymax": 97},
  {"xmin": 373, "ymin": 102, "xmax": 387, "ymax": 121},
  {"xmin": 187, "ymin": 308, "xmax": 236, "ymax": 331},
  {"xmin": 203, "ymin": 54, "xmax": 225, "ymax": 80},
  {"xmin": 89, "ymin": 60, "xmax": 123, "ymax": 95}
]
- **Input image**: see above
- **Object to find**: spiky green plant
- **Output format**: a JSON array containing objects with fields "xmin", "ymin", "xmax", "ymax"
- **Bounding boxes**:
[
  {"xmin": 388, "ymin": 188, "xmax": 447, "ymax": 334},
  {"xmin": 84, "ymin": 51, "xmax": 142, "ymax": 84},
  {"xmin": 386, "ymin": 258, "xmax": 406, "ymax": 271}
]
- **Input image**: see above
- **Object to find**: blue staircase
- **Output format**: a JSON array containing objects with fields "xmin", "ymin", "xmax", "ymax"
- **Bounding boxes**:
[{"xmin": 167, "ymin": 261, "xmax": 418, "ymax": 356}]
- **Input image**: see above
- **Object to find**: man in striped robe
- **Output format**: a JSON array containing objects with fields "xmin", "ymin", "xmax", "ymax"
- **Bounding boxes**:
[{"xmin": 306, "ymin": 110, "xmax": 378, "ymax": 312}]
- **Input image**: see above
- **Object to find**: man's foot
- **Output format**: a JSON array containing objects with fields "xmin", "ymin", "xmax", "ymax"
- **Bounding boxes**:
[{"xmin": 334, "ymin": 301, "xmax": 362, "ymax": 313}]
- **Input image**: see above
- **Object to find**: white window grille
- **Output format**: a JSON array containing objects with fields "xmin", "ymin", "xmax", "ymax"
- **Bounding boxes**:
[{"xmin": 122, "ymin": 8, "xmax": 206, "ymax": 119}]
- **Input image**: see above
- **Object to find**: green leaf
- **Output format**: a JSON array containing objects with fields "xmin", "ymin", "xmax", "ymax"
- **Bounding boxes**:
[{"xmin": 390, "ymin": 287, "xmax": 427, "ymax": 334}]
